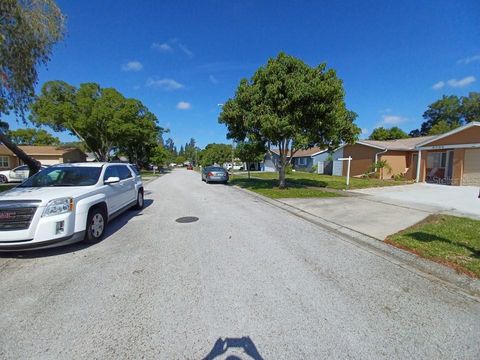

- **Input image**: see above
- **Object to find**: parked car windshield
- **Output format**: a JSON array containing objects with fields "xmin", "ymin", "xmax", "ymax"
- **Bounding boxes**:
[{"xmin": 19, "ymin": 166, "xmax": 102, "ymax": 187}]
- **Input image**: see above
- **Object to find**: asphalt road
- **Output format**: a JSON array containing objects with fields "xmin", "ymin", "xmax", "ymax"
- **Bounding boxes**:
[{"xmin": 1, "ymin": 169, "xmax": 479, "ymax": 359}]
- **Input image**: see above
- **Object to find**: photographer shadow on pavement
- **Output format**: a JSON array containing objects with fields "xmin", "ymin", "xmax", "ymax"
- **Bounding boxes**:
[
  {"xmin": 203, "ymin": 337, "xmax": 264, "ymax": 360},
  {"xmin": 0, "ymin": 199, "xmax": 153, "ymax": 259}
]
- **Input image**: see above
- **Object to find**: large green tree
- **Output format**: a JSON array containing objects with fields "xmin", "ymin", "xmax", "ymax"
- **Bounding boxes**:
[
  {"xmin": 30, "ymin": 81, "xmax": 161, "ymax": 163},
  {"xmin": 8, "ymin": 128, "xmax": 60, "ymax": 145},
  {"xmin": 410, "ymin": 92, "xmax": 480, "ymax": 136},
  {"xmin": 0, "ymin": 0, "xmax": 65, "ymax": 174},
  {"xmin": 150, "ymin": 145, "xmax": 170, "ymax": 168},
  {"xmin": 219, "ymin": 52, "xmax": 359, "ymax": 188},
  {"xmin": 235, "ymin": 140, "xmax": 265, "ymax": 178},
  {"xmin": 368, "ymin": 126, "xmax": 408, "ymax": 141},
  {"xmin": 198, "ymin": 143, "xmax": 232, "ymax": 167}
]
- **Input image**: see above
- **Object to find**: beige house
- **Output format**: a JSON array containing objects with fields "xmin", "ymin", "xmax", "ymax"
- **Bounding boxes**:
[
  {"xmin": 416, "ymin": 122, "xmax": 480, "ymax": 186},
  {"xmin": 338, "ymin": 122, "xmax": 480, "ymax": 186},
  {"xmin": 0, "ymin": 145, "xmax": 86, "ymax": 170}
]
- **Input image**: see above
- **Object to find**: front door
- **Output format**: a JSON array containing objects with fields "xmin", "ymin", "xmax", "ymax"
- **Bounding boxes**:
[{"xmin": 426, "ymin": 151, "xmax": 453, "ymax": 185}]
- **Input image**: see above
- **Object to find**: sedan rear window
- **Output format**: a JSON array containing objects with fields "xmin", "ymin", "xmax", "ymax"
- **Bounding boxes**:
[
  {"xmin": 205, "ymin": 167, "xmax": 225, "ymax": 172},
  {"xmin": 20, "ymin": 167, "xmax": 102, "ymax": 187}
]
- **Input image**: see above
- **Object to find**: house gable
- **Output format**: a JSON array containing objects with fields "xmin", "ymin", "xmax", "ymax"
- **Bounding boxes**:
[{"xmin": 418, "ymin": 124, "xmax": 480, "ymax": 147}]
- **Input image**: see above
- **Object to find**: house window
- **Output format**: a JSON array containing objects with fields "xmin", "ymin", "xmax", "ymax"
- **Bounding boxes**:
[
  {"xmin": 0, "ymin": 156, "xmax": 9, "ymax": 168},
  {"xmin": 297, "ymin": 157, "xmax": 306, "ymax": 166}
]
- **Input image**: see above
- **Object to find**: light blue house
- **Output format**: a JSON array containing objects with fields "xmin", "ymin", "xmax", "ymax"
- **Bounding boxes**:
[{"xmin": 263, "ymin": 147, "xmax": 325, "ymax": 172}]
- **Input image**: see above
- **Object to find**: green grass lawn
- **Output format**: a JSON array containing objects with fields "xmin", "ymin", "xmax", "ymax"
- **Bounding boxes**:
[
  {"xmin": 235, "ymin": 171, "xmax": 410, "ymax": 190},
  {"xmin": 230, "ymin": 177, "xmax": 340, "ymax": 199},
  {"xmin": 386, "ymin": 215, "xmax": 480, "ymax": 278},
  {"xmin": 140, "ymin": 170, "xmax": 161, "ymax": 177},
  {"xmin": 0, "ymin": 185, "xmax": 16, "ymax": 192}
]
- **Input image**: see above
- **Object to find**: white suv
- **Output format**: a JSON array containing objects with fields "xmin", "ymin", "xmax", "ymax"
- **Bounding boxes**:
[{"xmin": 0, "ymin": 163, "xmax": 144, "ymax": 251}]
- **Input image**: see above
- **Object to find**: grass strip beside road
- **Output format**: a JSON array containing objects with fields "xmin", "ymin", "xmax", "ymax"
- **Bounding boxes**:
[
  {"xmin": 386, "ymin": 215, "xmax": 480, "ymax": 278},
  {"xmin": 238, "ymin": 171, "xmax": 411, "ymax": 190},
  {"xmin": 230, "ymin": 177, "xmax": 340, "ymax": 199},
  {"xmin": 0, "ymin": 185, "xmax": 16, "ymax": 192}
]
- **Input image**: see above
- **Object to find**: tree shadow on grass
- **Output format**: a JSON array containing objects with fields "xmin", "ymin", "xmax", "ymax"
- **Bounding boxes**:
[
  {"xmin": 231, "ymin": 177, "xmax": 331, "ymax": 191},
  {"xmin": 288, "ymin": 177, "xmax": 329, "ymax": 188},
  {"xmin": 408, "ymin": 231, "xmax": 480, "ymax": 259}
]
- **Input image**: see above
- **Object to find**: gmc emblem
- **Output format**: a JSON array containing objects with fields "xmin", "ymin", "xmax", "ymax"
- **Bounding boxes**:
[{"xmin": 0, "ymin": 211, "xmax": 16, "ymax": 220}]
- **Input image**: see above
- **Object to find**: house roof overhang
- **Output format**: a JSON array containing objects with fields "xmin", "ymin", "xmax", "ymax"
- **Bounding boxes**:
[{"xmin": 415, "ymin": 121, "xmax": 480, "ymax": 148}]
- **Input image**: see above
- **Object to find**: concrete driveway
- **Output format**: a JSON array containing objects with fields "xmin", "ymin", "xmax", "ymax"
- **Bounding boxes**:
[
  {"xmin": 351, "ymin": 183, "xmax": 480, "ymax": 220},
  {"xmin": 1, "ymin": 170, "xmax": 479, "ymax": 359},
  {"xmin": 278, "ymin": 196, "xmax": 431, "ymax": 240}
]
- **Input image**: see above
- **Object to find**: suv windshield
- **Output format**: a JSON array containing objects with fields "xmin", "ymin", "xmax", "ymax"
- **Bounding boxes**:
[{"xmin": 19, "ymin": 167, "xmax": 102, "ymax": 187}]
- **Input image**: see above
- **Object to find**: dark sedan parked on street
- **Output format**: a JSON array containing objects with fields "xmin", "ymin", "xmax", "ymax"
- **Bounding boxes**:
[{"xmin": 201, "ymin": 166, "xmax": 229, "ymax": 184}]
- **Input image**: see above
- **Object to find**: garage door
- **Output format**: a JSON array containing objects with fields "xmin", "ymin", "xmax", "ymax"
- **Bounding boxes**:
[{"xmin": 463, "ymin": 149, "xmax": 480, "ymax": 186}]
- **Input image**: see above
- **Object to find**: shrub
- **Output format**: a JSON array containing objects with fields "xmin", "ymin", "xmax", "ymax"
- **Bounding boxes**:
[
  {"xmin": 310, "ymin": 164, "xmax": 318, "ymax": 173},
  {"xmin": 393, "ymin": 173, "xmax": 405, "ymax": 181},
  {"xmin": 286, "ymin": 164, "xmax": 293, "ymax": 174}
]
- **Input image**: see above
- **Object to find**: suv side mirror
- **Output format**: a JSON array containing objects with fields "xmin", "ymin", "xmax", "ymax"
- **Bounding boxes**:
[{"xmin": 104, "ymin": 176, "xmax": 120, "ymax": 184}]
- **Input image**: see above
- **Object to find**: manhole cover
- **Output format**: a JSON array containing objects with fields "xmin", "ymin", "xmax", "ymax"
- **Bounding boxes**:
[{"xmin": 175, "ymin": 216, "xmax": 199, "ymax": 223}]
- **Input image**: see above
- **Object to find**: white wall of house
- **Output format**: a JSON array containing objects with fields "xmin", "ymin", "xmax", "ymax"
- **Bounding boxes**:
[
  {"xmin": 263, "ymin": 153, "xmax": 277, "ymax": 172},
  {"xmin": 312, "ymin": 147, "xmax": 344, "ymax": 174}
]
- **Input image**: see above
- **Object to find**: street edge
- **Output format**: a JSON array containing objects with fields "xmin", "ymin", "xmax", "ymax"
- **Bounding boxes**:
[{"xmin": 231, "ymin": 184, "xmax": 480, "ymax": 301}]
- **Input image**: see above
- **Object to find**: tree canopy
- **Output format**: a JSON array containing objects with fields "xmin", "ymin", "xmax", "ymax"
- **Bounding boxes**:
[
  {"xmin": 368, "ymin": 126, "xmax": 408, "ymax": 141},
  {"xmin": 235, "ymin": 140, "xmax": 265, "ymax": 178},
  {"xmin": 0, "ymin": 0, "xmax": 65, "ymax": 173},
  {"xmin": 219, "ymin": 52, "xmax": 359, "ymax": 187},
  {"xmin": 8, "ymin": 128, "xmax": 60, "ymax": 145},
  {"xmin": 30, "ymin": 81, "xmax": 162, "ymax": 164},
  {"xmin": 198, "ymin": 143, "xmax": 232, "ymax": 167},
  {"xmin": 409, "ymin": 92, "xmax": 480, "ymax": 137}
]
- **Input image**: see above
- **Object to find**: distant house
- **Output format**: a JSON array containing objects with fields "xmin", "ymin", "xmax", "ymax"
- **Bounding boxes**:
[
  {"xmin": 0, "ymin": 145, "xmax": 86, "ymax": 170},
  {"xmin": 264, "ymin": 147, "xmax": 325, "ymax": 172}
]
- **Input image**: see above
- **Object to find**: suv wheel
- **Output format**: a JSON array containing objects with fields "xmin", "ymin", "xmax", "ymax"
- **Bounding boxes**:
[
  {"xmin": 84, "ymin": 208, "xmax": 106, "ymax": 243},
  {"xmin": 0, "ymin": 175, "xmax": 7, "ymax": 183},
  {"xmin": 133, "ymin": 190, "xmax": 144, "ymax": 210}
]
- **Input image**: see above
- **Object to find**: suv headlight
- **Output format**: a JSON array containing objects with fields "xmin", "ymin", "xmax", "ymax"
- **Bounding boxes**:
[{"xmin": 42, "ymin": 198, "xmax": 74, "ymax": 217}]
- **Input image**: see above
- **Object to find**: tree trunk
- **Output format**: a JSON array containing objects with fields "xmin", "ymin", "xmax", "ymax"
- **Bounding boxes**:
[
  {"xmin": 279, "ymin": 160, "xmax": 286, "ymax": 188},
  {"xmin": 0, "ymin": 130, "xmax": 41, "ymax": 176},
  {"xmin": 247, "ymin": 162, "xmax": 250, "ymax": 179}
]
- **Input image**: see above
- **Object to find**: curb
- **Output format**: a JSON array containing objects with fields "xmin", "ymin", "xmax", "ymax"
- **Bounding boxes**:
[{"xmin": 231, "ymin": 184, "xmax": 480, "ymax": 301}]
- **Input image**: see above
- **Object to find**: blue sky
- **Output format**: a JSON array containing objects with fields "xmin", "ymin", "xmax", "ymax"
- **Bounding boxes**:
[{"xmin": 8, "ymin": 0, "xmax": 480, "ymax": 148}]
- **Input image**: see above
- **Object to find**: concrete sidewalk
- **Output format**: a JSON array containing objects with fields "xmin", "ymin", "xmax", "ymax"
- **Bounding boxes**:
[{"xmin": 278, "ymin": 196, "xmax": 431, "ymax": 240}]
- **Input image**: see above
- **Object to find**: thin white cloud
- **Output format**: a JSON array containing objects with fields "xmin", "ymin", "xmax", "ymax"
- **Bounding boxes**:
[
  {"xmin": 432, "ymin": 81, "xmax": 445, "ymax": 90},
  {"xmin": 447, "ymin": 76, "xmax": 476, "ymax": 88},
  {"xmin": 381, "ymin": 115, "xmax": 406, "ymax": 125},
  {"xmin": 121, "ymin": 61, "xmax": 143, "ymax": 72},
  {"xmin": 432, "ymin": 76, "xmax": 476, "ymax": 90},
  {"xmin": 151, "ymin": 42, "xmax": 173, "ymax": 53},
  {"xmin": 151, "ymin": 39, "xmax": 193, "ymax": 58},
  {"xmin": 176, "ymin": 101, "xmax": 191, "ymax": 110},
  {"xmin": 146, "ymin": 78, "xmax": 184, "ymax": 90},
  {"xmin": 361, "ymin": 128, "xmax": 370, "ymax": 136},
  {"xmin": 457, "ymin": 55, "xmax": 480, "ymax": 65},
  {"xmin": 209, "ymin": 75, "xmax": 219, "ymax": 84},
  {"xmin": 178, "ymin": 44, "xmax": 194, "ymax": 58}
]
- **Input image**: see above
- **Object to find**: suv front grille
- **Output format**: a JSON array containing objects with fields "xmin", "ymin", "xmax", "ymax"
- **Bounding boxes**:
[{"xmin": 0, "ymin": 201, "xmax": 40, "ymax": 231}]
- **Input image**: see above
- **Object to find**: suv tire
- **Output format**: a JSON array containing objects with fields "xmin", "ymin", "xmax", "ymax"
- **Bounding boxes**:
[
  {"xmin": 133, "ymin": 190, "xmax": 144, "ymax": 210},
  {"xmin": 0, "ymin": 175, "xmax": 7, "ymax": 183},
  {"xmin": 84, "ymin": 207, "xmax": 107, "ymax": 243}
]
